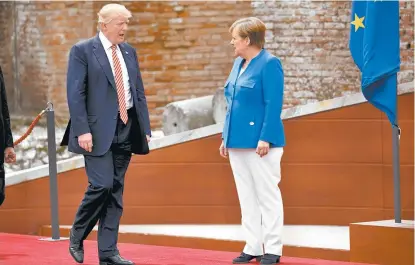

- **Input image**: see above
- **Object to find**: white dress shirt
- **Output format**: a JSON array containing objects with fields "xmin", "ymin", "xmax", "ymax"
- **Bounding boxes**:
[{"xmin": 99, "ymin": 31, "xmax": 133, "ymax": 110}]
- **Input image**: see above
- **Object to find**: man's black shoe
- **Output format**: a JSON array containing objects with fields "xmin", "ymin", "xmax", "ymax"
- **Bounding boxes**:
[
  {"xmin": 69, "ymin": 230, "xmax": 84, "ymax": 263},
  {"xmin": 232, "ymin": 252, "xmax": 262, "ymax": 264},
  {"xmin": 99, "ymin": 254, "xmax": 134, "ymax": 265}
]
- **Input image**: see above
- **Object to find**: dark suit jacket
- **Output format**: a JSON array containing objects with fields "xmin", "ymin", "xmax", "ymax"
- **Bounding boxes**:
[
  {"xmin": 0, "ymin": 65, "xmax": 14, "ymax": 164},
  {"xmin": 61, "ymin": 35, "xmax": 150, "ymax": 156}
]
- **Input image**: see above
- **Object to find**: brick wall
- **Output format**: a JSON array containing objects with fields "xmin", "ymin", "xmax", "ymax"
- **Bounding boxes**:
[
  {"xmin": 92, "ymin": 1, "xmax": 253, "ymax": 128},
  {"xmin": 0, "ymin": 1, "xmax": 413, "ymax": 129},
  {"xmin": 0, "ymin": 1, "xmax": 16, "ymax": 111},
  {"xmin": 254, "ymin": 0, "xmax": 414, "ymax": 107},
  {"xmin": 399, "ymin": 1, "xmax": 414, "ymax": 83},
  {"xmin": 254, "ymin": 1, "xmax": 360, "ymax": 106},
  {"xmin": 0, "ymin": 1, "xmax": 94, "ymax": 118}
]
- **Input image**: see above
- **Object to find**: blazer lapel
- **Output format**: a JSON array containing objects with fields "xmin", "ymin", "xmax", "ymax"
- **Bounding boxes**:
[
  {"xmin": 230, "ymin": 58, "xmax": 244, "ymax": 85},
  {"xmin": 235, "ymin": 59, "xmax": 245, "ymax": 84},
  {"xmin": 92, "ymin": 35, "xmax": 116, "ymax": 90}
]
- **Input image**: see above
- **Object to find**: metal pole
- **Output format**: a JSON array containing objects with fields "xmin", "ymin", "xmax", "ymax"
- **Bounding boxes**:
[
  {"xmin": 46, "ymin": 102, "xmax": 60, "ymax": 239},
  {"xmin": 392, "ymin": 123, "xmax": 401, "ymax": 223},
  {"xmin": 392, "ymin": 78, "xmax": 401, "ymax": 224}
]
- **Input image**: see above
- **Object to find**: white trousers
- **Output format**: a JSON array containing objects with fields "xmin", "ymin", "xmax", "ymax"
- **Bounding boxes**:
[{"xmin": 228, "ymin": 147, "xmax": 284, "ymax": 256}]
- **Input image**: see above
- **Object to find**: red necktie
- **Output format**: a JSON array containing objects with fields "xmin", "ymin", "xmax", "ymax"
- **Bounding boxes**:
[{"xmin": 111, "ymin": 45, "xmax": 128, "ymax": 124}]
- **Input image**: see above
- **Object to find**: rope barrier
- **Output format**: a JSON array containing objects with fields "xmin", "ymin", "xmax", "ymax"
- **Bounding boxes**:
[
  {"xmin": 8, "ymin": 102, "xmax": 62, "ymax": 240},
  {"xmin": 13, "ymin": 108, "xmax": 47, "ymax": 146}
]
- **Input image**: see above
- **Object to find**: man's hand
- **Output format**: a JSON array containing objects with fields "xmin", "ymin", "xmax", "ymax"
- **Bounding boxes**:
[
  {"xmin": 219, "ymin": 141, "xmax": 228, "ymax": 158},
  {"xmin": 4, "ymin": 147, "xmax": 16, "ymax": 164},
  {"xmin": 78, "ymin": 133, "xmax": 93, "ymax": 152},
  {"xmin": 146, "ymin": 135, "xmax": 150, "ymax": 142},
  {"xmin": 256, "ymin": 140, "xmax": 270, "ymax": 157}
]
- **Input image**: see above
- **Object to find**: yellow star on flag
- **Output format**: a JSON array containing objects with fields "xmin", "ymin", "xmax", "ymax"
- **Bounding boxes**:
[{"xmin": 351, "ymin": 13, "xmax": 365, "ymax": 32}]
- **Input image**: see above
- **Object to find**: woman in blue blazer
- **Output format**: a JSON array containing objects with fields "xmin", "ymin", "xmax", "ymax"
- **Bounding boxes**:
[{"xmin": 219, "ymin": 17, "xmax": 285, "ymax": 265}]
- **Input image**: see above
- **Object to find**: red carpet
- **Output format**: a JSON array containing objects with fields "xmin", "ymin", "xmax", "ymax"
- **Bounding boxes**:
[{"xmin": 0, "ymin": 233, "xmax": 373, "ymax": 265}]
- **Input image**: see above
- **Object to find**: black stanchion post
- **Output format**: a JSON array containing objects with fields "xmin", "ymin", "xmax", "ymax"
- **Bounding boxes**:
[{"xmin": 46, "ymin": 102, "xmax": 60, "ymax": 240}]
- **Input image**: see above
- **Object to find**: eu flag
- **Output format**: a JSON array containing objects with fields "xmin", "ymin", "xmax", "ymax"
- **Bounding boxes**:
[{"xmin": 349, "ymin": 0, "xmax": 401, "ymax": 126}]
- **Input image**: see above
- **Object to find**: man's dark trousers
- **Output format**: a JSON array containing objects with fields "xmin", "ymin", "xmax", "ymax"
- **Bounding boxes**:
[{"xmin": 71, "ymin": 108, "xmax": 136, "ymax": 259}]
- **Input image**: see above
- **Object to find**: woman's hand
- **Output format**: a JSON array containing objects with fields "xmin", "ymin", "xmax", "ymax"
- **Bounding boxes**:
[
  {"xmin": 219, "ymin": 141, "xmax": 228, "ymax": 158},
  {"xmin": 256, "ymin": 140, "xmax": 269, "ymax": 157}
]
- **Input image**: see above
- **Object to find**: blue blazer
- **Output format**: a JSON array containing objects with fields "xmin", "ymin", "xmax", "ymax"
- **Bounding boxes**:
[
  {"xmin": 60, "ymin": 35, "xmax": 151, "ymax": 156},
  {"xmin": 222, "ymin": 49, "xmax": 286, "ymax": 149}
]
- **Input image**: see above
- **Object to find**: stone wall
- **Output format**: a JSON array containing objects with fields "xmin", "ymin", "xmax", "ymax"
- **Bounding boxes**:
[{"xmin": 0, "ymin": 1, "xmax": 413, "ymax": 129}]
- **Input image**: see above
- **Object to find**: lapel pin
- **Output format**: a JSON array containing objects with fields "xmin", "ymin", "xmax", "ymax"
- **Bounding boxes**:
[{"xmin": 125, "ymin": 51, "xmax": 128, "ymax": 54}]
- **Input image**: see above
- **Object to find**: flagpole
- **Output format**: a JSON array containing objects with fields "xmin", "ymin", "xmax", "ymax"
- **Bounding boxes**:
[{"xmin": 392, "ymin": 87, "xmax": 401, "ymax": 224}]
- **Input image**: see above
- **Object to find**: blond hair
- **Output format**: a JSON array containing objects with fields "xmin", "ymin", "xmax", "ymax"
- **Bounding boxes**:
[
  {"xmin": 229, "ymin": 17, "xmax": 266, "ymax": 48},
  {"xmin": 97, "ymin": 3, "xmax": 132, "ymax": 30}
]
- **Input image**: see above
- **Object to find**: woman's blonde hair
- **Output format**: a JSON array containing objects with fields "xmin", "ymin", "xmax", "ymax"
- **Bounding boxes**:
[{"xmin": 229, "ymin": 17, "xmax": 266, "ymax": 48}]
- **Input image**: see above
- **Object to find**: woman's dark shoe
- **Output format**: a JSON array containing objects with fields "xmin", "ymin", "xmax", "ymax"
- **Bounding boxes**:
[
  {"xmin": 232, "ymin": 252, "xmax": 262, "ymax": 264},
  {"xmin": 259, "ymin": 253, "xmax": 280, "ymax": 265}
]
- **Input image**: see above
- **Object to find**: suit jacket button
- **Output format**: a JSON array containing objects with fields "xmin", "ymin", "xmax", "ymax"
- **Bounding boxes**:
[{"xmin": 249, "ymin": 122, "xmax": 254, "ymax": 125}]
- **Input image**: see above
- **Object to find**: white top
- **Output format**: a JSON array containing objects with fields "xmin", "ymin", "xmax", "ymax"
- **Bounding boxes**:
[
  {"xmin": 238, "ymin": 61, "xmax": 249, "ymax": 78},
  {"xmin": 98, "ymin": 31, "xmax": 133, "ymax": 109}
]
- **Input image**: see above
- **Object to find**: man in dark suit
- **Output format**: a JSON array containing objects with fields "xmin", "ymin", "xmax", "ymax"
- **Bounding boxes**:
[
  {"xmin": 61, "ymin": 4, "xmax": 151, "ymax": 265},
  {"xmin": 0, "ymin": 65, "xmax": 16, "ymax": 206}
]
